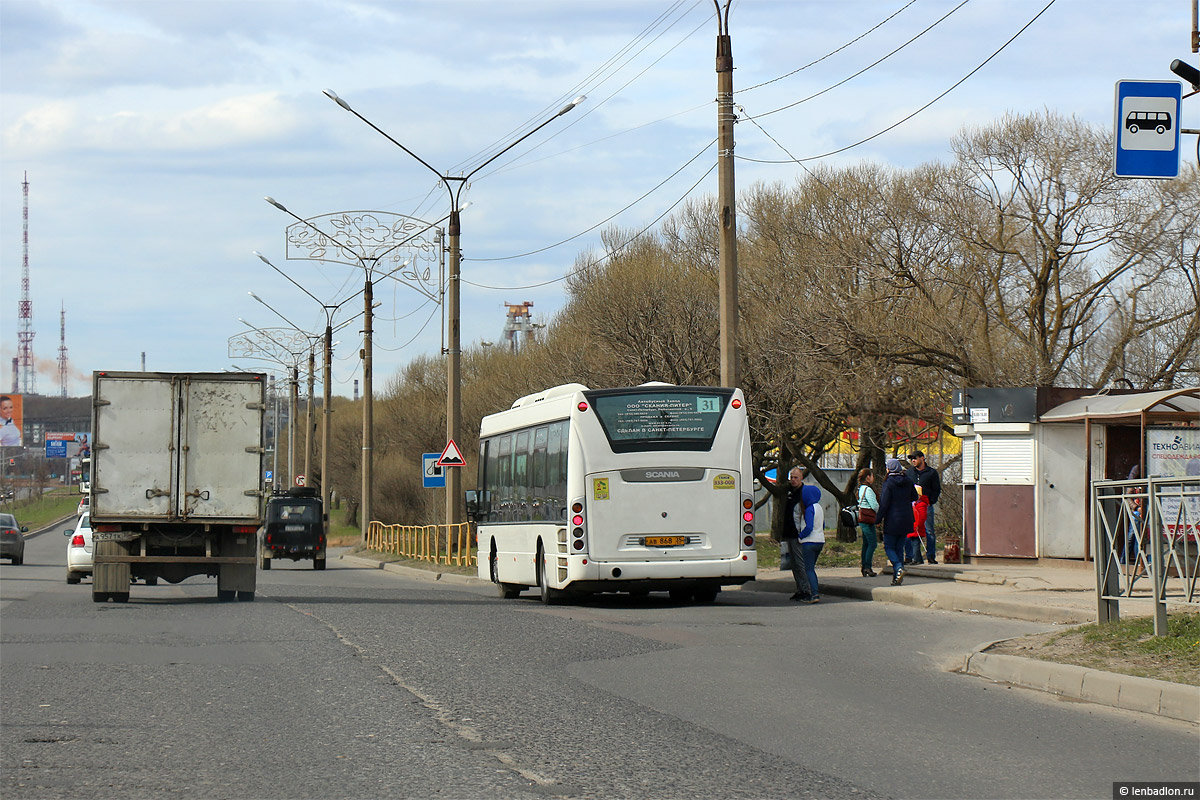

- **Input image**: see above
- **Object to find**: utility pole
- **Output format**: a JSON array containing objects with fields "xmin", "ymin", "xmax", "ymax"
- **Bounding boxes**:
[
  {"xmin": 362, "ymin": 278, "xmax": 373, "ymax": 532},
  {"xmin": 446, "ymin": 206, "xmax": 462, "ymax": 526},
  {"xmin": 305, "ymin": 345, "xmax": 315, "ymax": 482},
  {"xmin": 715, "ymin": 0, "xmax": 739, "ymax": 390}
]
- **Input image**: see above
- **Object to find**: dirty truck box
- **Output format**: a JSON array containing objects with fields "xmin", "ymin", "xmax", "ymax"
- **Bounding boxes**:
[{"xmin": 89, "ymin": 371, "xmax": 267, "ymax": 603}]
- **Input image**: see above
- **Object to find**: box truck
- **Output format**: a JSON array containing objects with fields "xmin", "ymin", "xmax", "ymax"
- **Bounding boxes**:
[{"xmin": 89, "ymin": 371, "xmax": 266, "ymax": 602}]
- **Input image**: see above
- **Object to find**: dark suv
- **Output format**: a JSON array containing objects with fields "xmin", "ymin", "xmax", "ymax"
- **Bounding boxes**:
[{"xmin": 259, "ymin": 488, "xmax": 326, "ymax": 570}]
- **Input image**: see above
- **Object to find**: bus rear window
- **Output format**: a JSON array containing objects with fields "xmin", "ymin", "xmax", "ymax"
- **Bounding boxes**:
[{"xmin": 586, "ymin": 388, "xmax": 731, "ymax": 452}]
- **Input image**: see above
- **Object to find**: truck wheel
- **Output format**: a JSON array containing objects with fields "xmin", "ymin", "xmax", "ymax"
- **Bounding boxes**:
[
  {"xmin": 260, "ymin": 553, "xmax": 271, "ymax": 570},
  {"xmin": 92, "ymin": 591, "xmax": 107, "ymax": 603},
  {"xmin": 668, "ymin": 587, "xmax": 694, "ymax": 603},
  {"xmin": 145, "ymin": 577, "xmax": 159, "ymax": 586},
  {"xmin": 693, "ymin": 586, "xmax": 720, "ymax": 603},
  {"xmin": 111, "ymin": 592, "xmax": 129, "ymax": 603},
  {"xmin": 237, "ymin": 591, "xmax": 255, "ymax": 602},
  {"xmin": 218, "ymin": 589, "xmax": 236, "ymax": 602},
  {"xmin": 313, "ymin": 558, "xmax": 326, "ymax": 571}
]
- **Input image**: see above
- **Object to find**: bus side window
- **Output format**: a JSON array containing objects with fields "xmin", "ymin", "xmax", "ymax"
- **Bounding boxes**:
[
  {"xmin": 496, "ymin": 434, "xmax": 513, "ymax": 522},
  {"xmin": 548, "ymin": 420, "xmax": 568, "ymax": 521},
  {"xmin": 514, "ymin": 430, "xmax": 531, "ymax": 521},
  {"xmin": 532, "ymin": 426, "xmax": 549, "ymax": 521},
  {"xmin": 478, "ymin": 439, "xmax": 492, "ymax": 522}
]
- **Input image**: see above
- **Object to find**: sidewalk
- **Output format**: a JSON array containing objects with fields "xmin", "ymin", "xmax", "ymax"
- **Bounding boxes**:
[
  {"xmin": 748, "ymin": 560, "xmax": 1198, "ymax": 724},
  {"xmin": 745, "ymin": 560, "xmax": 1102, "ymax": 625}
]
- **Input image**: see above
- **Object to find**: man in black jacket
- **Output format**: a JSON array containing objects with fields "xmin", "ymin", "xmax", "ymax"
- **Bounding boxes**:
[
  {"xmin": 906, "ymin": 450, "xmax": 942, "ymax": 564},
  {"xmin": 780, "ymin": 467, "xmax": 813, "ymax": 601}
]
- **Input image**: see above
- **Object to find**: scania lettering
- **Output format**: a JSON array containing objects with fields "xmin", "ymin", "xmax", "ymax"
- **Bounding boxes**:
[{"xmin": 471, "ymin": 382, "xmax": 757, "ymax": 604}]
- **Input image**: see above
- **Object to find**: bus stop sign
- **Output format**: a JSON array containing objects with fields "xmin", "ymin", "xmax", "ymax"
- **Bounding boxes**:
[{"xmin": 1113, "ymin": 80, "xmax": 1182, "ymax": 179}]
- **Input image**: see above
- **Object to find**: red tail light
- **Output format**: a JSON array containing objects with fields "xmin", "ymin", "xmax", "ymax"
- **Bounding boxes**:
[
  {"xmin": 233, "ymin": 525, "xmax": 258, "ymax": 534},
  {"xmin": 71, "ymin": 534, "xmax": 85, "ymax": 547},
  {"xmin": 742, "ymin": 510, "xmax": 754, "ymax": 522}
]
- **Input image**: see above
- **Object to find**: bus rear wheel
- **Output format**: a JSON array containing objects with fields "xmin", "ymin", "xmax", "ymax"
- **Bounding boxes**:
[
  {"xmin": 491, "ymin": 548, "xmax": 523, "ymax": 599},
  {"xmin": 537, "ymin": 546, "xmax": 563, "ymax": 605}
]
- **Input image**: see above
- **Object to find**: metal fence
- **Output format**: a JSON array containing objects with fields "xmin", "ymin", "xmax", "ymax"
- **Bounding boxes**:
[
  {"xmin": 1092, "ymin": 475, "xmax": 1200, "ymax": 635},
  {"xmin": 364, "ymin": 521, "xmax": 477, "ymax": 568}
]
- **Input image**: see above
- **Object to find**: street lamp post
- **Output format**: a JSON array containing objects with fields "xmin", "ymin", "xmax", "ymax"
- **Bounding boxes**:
[
  {"xmin": 254, "ymin": 210, "xmax": 439, "ymax": 535},
  {"xmin": 248, "ymin": 264, "xmax": 363, "ymax": 525},
  {"xmin": 230, "ymin": 320, "xmax": 312, "ymax": 485},
  {"xmin": 323, "ymin": 89, "xmax": 584, "ymax": 526}
]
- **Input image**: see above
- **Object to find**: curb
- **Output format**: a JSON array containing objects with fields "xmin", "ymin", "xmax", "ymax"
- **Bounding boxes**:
[
  {"xmin": 961, "ymin": 648, "xmax": 1200, "ymax": 724},
  {"xmin": 24, "ymin": 513, "xmax": 78, "ymax": 539},
  {"xmin": 339, "ymin": 552, "xmax": 479, "ymax": 586},
  {"xmin": 745, "ymin": 575, "xmax": 1092, "ymax": 625}
]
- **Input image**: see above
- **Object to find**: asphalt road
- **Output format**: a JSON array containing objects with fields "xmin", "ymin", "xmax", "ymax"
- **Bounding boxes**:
[{"xmin": 2, "ymin": 522, "xmax": 1197, "ymax": 800}]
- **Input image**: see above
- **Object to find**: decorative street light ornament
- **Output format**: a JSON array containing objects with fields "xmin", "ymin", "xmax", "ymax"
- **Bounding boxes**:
[
  {"xmin": 228, "ymin": 327, "xmax": 311, "ymax": 365},
  {"xmin": 283, "ymin": 211, "xmax": 441, "ymax": 302}
]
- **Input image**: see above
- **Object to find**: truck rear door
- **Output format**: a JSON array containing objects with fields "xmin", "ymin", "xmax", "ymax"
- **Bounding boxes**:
[
  {"xmin": 180, "ymin": 377, "xmax": 264, "ymax": 520},
  {"xmin": 92, "ymin": 375, "xmax": 176, "ymax": 519}
]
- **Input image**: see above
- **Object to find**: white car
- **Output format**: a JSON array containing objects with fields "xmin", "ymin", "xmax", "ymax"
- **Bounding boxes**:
[
  {"xmin": 77, "ymin": 494, "xmax": 89, "ymax": 516},
  {"xmin": 65, "ymin": 512, "xmax": 94, "ymax": 584}
]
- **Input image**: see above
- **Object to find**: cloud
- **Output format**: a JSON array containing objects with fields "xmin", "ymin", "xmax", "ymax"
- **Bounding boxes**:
[{"xmin": 4, "ymin": 92, "xmax": 300, "ymax": 155}]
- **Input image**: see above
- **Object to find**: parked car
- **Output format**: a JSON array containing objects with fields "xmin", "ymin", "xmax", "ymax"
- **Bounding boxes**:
[
  {"xmin": 1, "ymin": 512, "xmax": 28, "ymax": 564},
  {"xmin": 65, "ymin": 512, "xmax": 94, "ymax": 583}
]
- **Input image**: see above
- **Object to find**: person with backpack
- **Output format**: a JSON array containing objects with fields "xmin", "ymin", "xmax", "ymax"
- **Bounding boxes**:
[
  {"xmin": 793, "ymin": 484, "xmax": 825, "ymax": 602},
  {"xmin": 855, "ymin": 468, "xmax": 879, "ymax": 577},
  {"xmin": 780, "ymin": 467, "xmax": 814, "ymax": 602},
  {"xmin": 877, "ymin": 458, "xmax": 918, "ymax": 585}
]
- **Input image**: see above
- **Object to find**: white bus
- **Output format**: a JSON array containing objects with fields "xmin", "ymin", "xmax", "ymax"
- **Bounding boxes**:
[{"xmin": 471, "ymin": 382, "xmax": 757, "ymax": 603}]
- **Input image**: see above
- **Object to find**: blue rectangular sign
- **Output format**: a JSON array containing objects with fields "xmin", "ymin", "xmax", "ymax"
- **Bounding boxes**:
[
  {"xmin": 422, "ymin": 453, "xmax": 446, "ymax": 489},
  {"xmin": 45, "ymin": 440, "xmax": 68, "ymax": 458},
  {"xmin": 1113, "ymin": 80, "xmax": 1182, "ymax": 179}
]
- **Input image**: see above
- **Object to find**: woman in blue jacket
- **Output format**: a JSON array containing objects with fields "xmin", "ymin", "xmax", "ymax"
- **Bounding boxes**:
[{"xmin": 876, "ymin": 459, "xmax": 918, "ymax": 585}]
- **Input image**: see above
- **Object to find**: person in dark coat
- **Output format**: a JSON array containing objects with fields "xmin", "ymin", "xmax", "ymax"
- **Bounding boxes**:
[
  {"xmin": 779, "ymin": 466, "xmax": 814, "ymax": 602},
  {"xmin": 906, "ymin": 449, "xmax": 943, "ymax": 564},
  {"xmin": 876, "ymin": 458, "xmax": 918, "ymax": 585}
]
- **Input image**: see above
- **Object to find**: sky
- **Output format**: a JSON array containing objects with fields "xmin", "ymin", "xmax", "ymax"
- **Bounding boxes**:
[{"xmin": 0, "ymin": 0, "xmax": 1193, "ymax": 399}]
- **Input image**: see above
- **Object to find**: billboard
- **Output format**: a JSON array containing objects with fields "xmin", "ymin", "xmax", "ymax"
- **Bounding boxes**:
[
  {"xmin": 45, "ymin": 432, "xmax": 91, "ymax": 459},
  {"xmin": 0, "ymin": 394, "xmax": 22, "ymax": 447},
  {"xmin": 1146, "ymin": 428, "xmax": 1200, "ymax": 540}
]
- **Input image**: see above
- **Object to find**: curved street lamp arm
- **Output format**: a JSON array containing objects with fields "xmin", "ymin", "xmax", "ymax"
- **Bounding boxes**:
[
  {"xmin": 462, "ymin": 95, "xmax": 585, "ymax": 184},
  {"xmin": 254, "ymin": 251, "xmax": 326, "ymax": 308},
  {"xmin": 324, "ymin": 90, "xmax": 448, "ymax": 189}
]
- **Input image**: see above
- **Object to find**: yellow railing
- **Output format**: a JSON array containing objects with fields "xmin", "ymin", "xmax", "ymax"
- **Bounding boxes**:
[{"xmin": 364, "ymin": 521, "xmax": 477, "ymax": 568}]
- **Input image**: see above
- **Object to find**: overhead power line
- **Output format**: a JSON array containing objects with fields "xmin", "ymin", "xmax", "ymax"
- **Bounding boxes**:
[
  {"xmin": 467, "ymin": 137, "xmax": 717, "ymax": 262},
  {"xmin": 737, "ymin": 0, "xmax": 1059, "ymax": 164},
  {"xmin": 738, "ymin": 0, "xmax": 920, "ymax": 94},
  {"xmin": 462, "ymin": 160, "xmax": 717, "ymax": 292},
  {"xmin": 743, "ymin": 0, "xmax": 973, "ymax": 122}
]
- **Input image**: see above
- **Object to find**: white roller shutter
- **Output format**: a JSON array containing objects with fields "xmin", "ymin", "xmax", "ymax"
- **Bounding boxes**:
[
  {"xmin": 961, "ymin": 438, "xmax": 978, "ymax": 484},
  {"xmin": 979, "ymin": 436, "xmax": 1034, "ymax": 485}
]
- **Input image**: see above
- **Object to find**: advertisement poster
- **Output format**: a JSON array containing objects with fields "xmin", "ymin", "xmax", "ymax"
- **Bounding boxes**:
[
  {"xmin": 45, "ymin": 432, "xmax": 91, "ymax": 460},
  {"xmin": 0, "ymin": 394, "xmax": 22, "ymax": 447},
  {"xmin": 1146, "ymin": 428, "xmax": 1200, "ymax": 539}
]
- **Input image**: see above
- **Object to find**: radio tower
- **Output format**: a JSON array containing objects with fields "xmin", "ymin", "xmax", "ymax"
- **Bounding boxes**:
[
  {"xmin": 17, "ymin": 172, "xmax": 36, "ymax": 395},
  {"xmin": 58, "ymin": 303, "xmax": 68, "ymax": 398}
]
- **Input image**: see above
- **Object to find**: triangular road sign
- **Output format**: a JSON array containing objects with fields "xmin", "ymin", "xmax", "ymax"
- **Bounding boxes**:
[{"xmin": 437, "ymin": 439, "xmax": 466, "ymax": 468}]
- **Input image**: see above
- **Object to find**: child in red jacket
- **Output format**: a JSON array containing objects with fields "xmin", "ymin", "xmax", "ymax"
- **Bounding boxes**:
[{"xmin": 908, "ymin": 486, "xmax": 930, "ymax": 562}]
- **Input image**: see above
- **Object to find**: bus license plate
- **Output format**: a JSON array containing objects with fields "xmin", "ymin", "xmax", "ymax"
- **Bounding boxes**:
[{"xmin": 644, "ymin": 536, "xmax": 686, "ymax": 547}]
